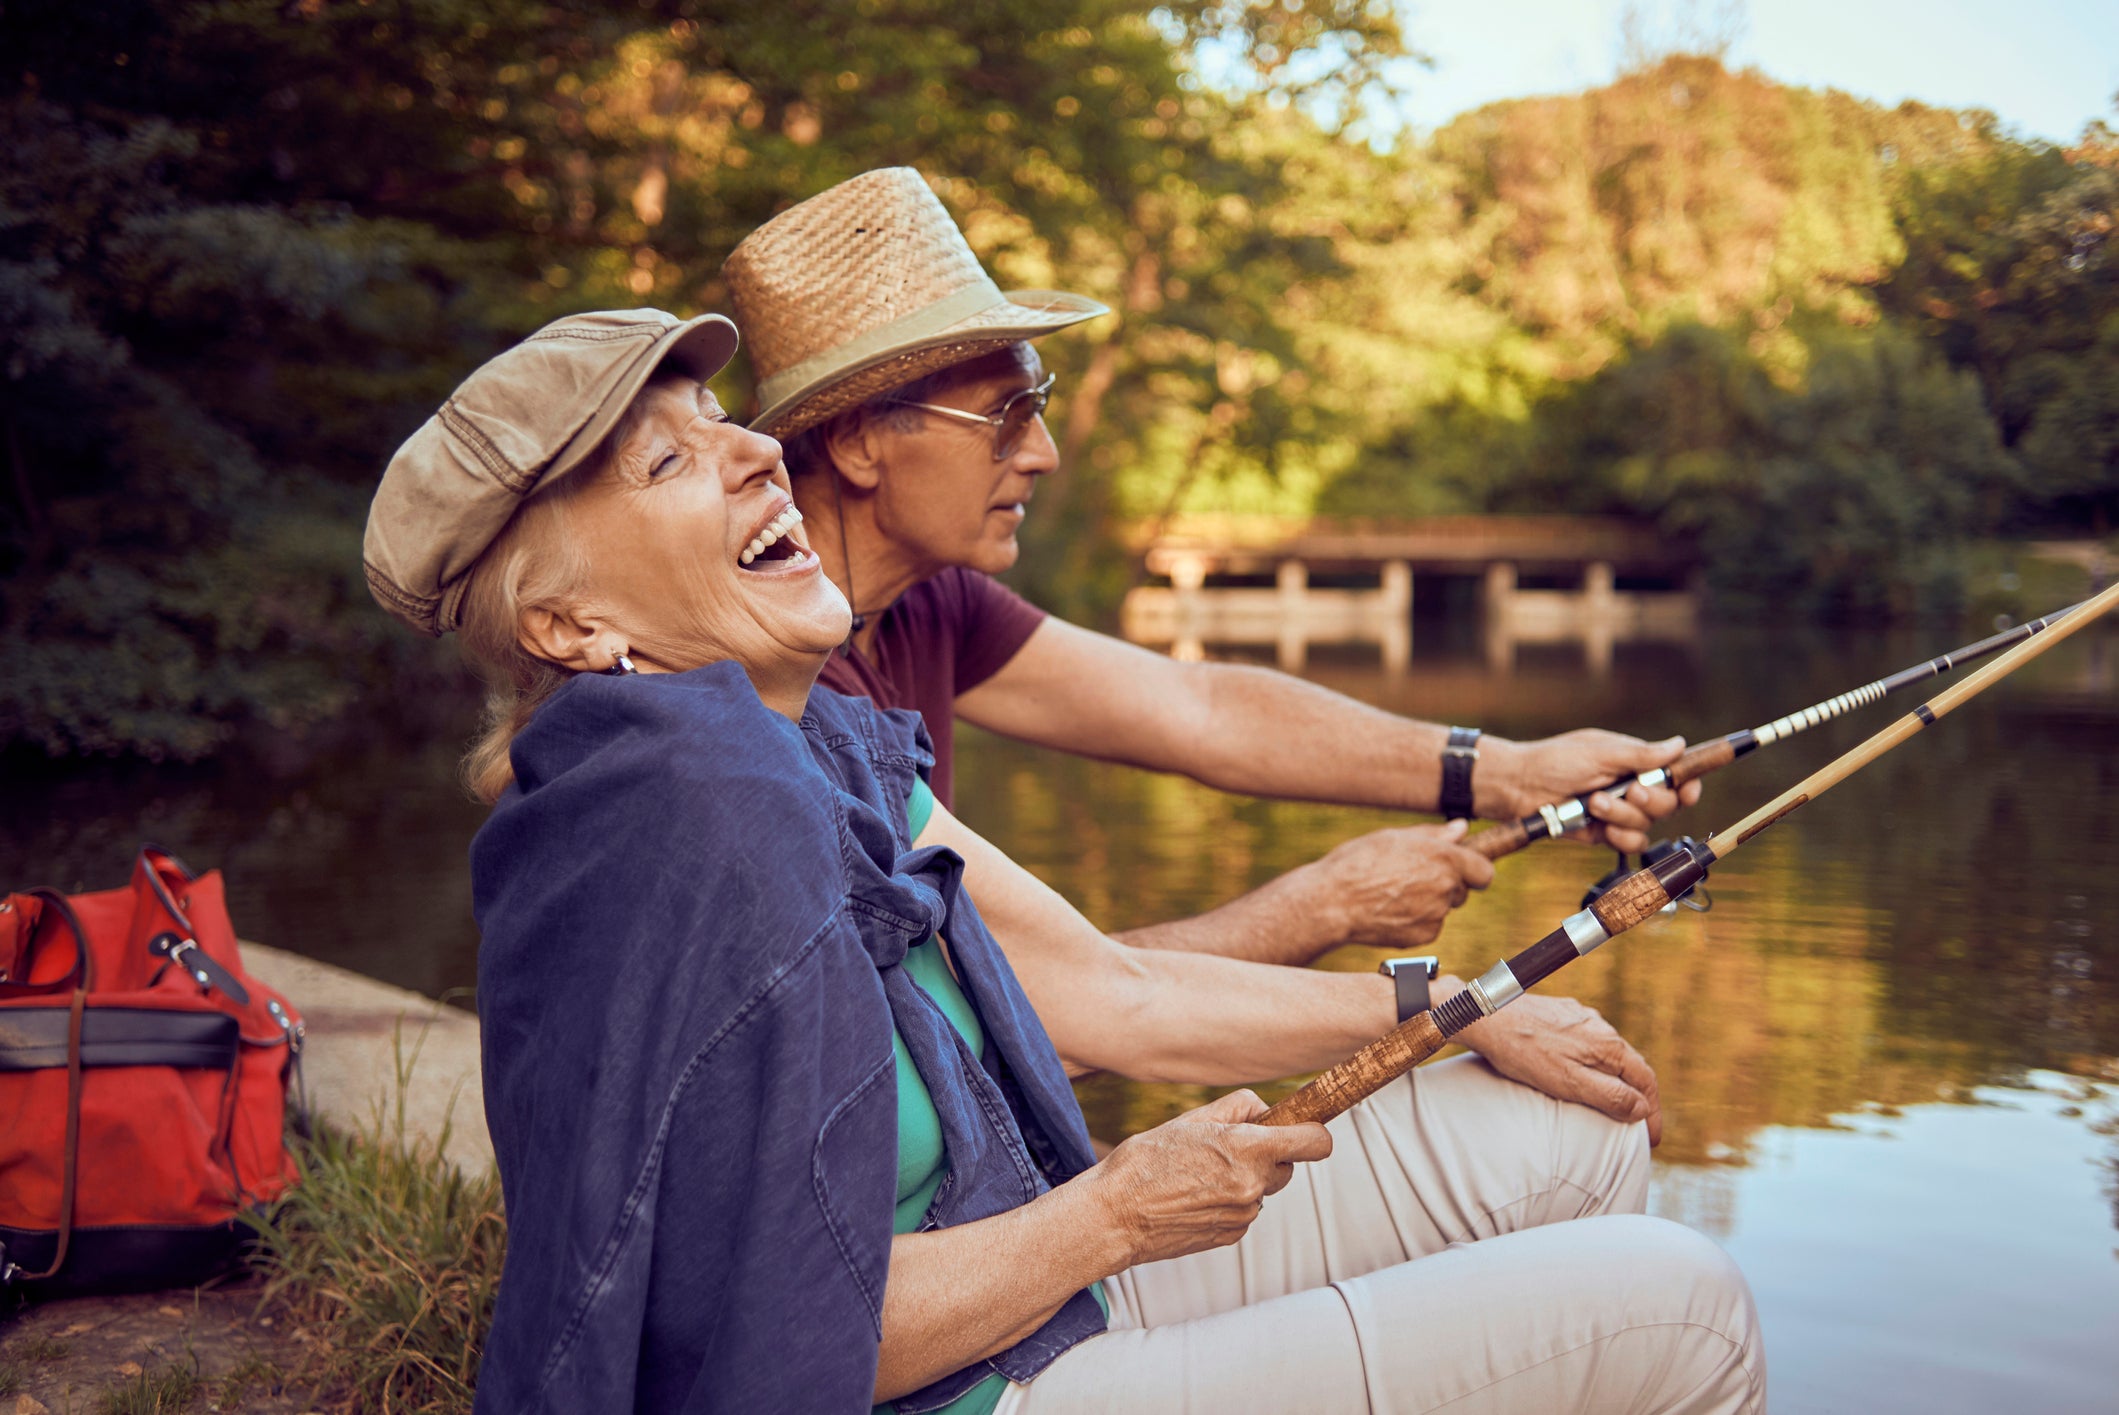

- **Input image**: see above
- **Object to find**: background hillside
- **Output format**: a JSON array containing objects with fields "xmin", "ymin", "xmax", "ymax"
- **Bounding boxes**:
[{"xmin": 3, "ymin": 1, "xmax": 2114, "ymax": 762}]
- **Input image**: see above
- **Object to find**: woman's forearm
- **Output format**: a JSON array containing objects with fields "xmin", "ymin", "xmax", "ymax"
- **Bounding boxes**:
[
  {"xmin": 920, "ymin": 797, "xmax": 1398, "ymax": 1084},
  {"xmin": 875, "ymin": 1088, "xmax": 1340, "ymax": 1401},
  {"xmin": 1086, "ymin": 947, "xmax": 1398, "ymax": 1084},
  {"xmin": 875, "ymin": 1176, "xmax": 1122, "ymax": 1403}
]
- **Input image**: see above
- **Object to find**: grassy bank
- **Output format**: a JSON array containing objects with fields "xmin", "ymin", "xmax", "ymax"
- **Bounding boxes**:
[{"xmin": 247, "ymin": 1085, "xmax": 504, "ymax": 1414}]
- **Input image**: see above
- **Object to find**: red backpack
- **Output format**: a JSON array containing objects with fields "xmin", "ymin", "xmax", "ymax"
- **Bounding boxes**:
[{"xmin": 0, "ymin": 846, "xmax": 303, "ymax": 1294}]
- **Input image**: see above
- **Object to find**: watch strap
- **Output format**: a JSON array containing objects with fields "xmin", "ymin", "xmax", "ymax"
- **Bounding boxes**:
[
  {"xmin": 1380, "ymin": 956, "xmax": 1438, "ymax": 1024},
  {"xmin": 1440, "ymin": 726, "xmax": 1482, "ymax": 821}
]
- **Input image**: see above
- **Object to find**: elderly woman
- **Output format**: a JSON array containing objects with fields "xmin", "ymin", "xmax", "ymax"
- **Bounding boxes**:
[{"xmin": 363, "ymin": 309, "xmax": 1763, "ymax": 1414}]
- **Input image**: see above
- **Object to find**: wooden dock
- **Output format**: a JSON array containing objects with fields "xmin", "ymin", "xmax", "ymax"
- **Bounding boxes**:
[{"xmin": 1119, "ymin": 515, "xmax": 1702, "ymax": 672}]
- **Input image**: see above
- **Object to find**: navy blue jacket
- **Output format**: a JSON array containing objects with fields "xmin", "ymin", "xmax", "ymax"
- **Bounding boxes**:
[{"xmin": 469, "ymin": 663, "xmax": 1105, "ymax": 1413}]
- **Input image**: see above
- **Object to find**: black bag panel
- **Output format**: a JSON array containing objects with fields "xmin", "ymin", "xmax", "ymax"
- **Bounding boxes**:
[
  {"xmin": 0, "ymin": 1007, "xmax": 239, "ymax": 1072},
  {"xmin": 0, "ymin": 1221, "xmax": 250, "ymax": 1296}
]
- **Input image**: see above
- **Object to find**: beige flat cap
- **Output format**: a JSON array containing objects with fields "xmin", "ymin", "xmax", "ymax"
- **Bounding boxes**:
[
  {"xmin": 724, "ymin": 167, "xmax": 1107, "ymax": 440},
  {"xmin": 364, "ymin": 308, "xmax": 738, "ymax": 636}
]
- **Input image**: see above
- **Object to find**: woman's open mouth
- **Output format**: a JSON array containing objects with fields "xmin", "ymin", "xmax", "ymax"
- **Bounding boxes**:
[{"xmin": 737, "ymin": 503, "xmax": 815, "ymax": 573}]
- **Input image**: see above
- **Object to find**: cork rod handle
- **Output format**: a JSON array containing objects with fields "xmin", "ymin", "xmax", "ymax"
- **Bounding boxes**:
[
  {"xmin": 1468, "ymin": 818, "xmax": 1531, "ymax": 860},
  {"xmin": 1667, "ymin": 735, "xmax": 1738, "ymax": 785},
  {"xmin": 1258, "ymin": 1011, "xmax": 1449, "ymax": 1127}
]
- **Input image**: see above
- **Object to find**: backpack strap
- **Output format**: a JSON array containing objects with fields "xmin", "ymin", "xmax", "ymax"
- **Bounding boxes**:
[
  {"xmin": 0, "ymin": 890, "xmax": 91, "ymax": 1286},
  {"xmin": 0, "ymin": 889, "xmax": 88, "ymax": 999},
  {"xmin": 136, "ymin": 849, "xmax": 251, "ymax": 1007}
]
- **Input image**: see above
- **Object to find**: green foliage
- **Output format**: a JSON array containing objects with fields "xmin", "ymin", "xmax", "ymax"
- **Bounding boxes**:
[
  {"xmin": 1686, "ymin": 323, "xmax": 2011, "ymax": 616},
  {"xmin": 1327, "ymin": 315, "xmax": 2014, "ymax": 616},
  {"xmin": 1566, "ymin": 321, "xmax": 2007, "ymax": 616},
  {"xmin": 1318, "ymin": 58, "xmax": 2115, "ymax": 610},
  {"xmin": 0, "ymin": 50, "xmax": 480, "ymax": 759},
  {"xmin": 214, "ymin": 1355, "xmax": 283, "ymax": 1413},
  {"xmin": 1, "ymin": 0, "xmax": 1411, "ymax": 752},
  {"xmin": 3, "ymin": 7, "xmax": 2116, "ymax": 762}
]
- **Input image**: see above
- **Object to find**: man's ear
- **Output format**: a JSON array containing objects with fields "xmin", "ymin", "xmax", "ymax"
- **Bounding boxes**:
[
  {"xmin": 821, "ymin": 412, "xmax": 889, "ymax": 494},
  {"xmin": 518, "ymin": 602, "xmax": 612, "ymax": 674}
]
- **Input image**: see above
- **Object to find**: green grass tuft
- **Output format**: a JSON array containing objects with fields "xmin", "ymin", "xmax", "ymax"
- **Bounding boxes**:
[
  {"xmin": 246, "ymin": 1024, "xmax": 505, "ymax": 1415},
  {"xmin": 14, "ymin": 1335, "xmax": 72, "ymax": 1363},
  {"xmin": 96, "ymin": 1360, "xmax": 203, "ymax": 1415},
  {"xmin": 214, "ymin": 1352, "xmax": 281, "ymax": 1410},
  {"xmin": 0, "ymin": 1358, "xmax": 23, "ymax": 1397}
]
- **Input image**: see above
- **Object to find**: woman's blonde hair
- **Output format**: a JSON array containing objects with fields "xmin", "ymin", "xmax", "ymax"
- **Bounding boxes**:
[{"xmin": 453, "ymin": 371, "xmax": 691, "ymax": 804}]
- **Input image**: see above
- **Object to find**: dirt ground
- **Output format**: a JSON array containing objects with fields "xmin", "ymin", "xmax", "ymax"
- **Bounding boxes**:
[{"xmin": 0, "ymin": 1278, "xmax": 319, "ymax": 1414}]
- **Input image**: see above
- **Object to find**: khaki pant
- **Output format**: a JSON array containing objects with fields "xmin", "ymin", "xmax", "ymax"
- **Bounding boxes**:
[{"xmin": 997, "ymin": 1055, "xmax": 1764, "ymax": 1414}]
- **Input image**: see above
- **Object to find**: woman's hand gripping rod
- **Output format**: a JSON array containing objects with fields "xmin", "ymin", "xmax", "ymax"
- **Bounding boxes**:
[
  {"xmin": 1263, "ymin": 580, "xmax": 2119, "ymax": 1127},
  {"xmin": 1465, "ymin": 599, "xmax": 2086, "ymax": 861}
]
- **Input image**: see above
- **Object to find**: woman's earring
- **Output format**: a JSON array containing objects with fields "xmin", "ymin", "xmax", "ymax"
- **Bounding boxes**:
[{"xmin": 604, "ymin": 649, "xmax": 637, "ymax": 676}]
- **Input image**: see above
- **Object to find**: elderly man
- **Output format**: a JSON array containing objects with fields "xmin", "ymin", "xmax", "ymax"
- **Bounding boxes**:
[
  {"xmin": 716, "ymin": 168, "xmax": 1709, "ymax": 1143},
  {"xmin": 724, "ymin": 169, "xmax": 1701, "ymax": 977}
]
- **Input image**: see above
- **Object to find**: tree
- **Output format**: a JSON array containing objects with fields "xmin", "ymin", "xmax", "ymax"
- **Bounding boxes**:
[{"xmin": 0, "ymin": 0, "xmax": 1420, "ymax": 758}]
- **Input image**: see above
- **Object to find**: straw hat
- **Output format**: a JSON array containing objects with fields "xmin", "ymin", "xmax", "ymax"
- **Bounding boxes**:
[{"xmin": 724, "ymin": 168, "xmax": 1108, "ymax": 440}]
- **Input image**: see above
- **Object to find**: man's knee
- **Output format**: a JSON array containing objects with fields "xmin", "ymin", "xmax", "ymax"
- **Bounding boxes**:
[
  {"xmin": 1335, "ymin": 1214, "xmax": 1764, "ymax": 1414},
  {"xmin": 1443, "ymin": 1052, "xmax": 1652, "ymax": 1220},
  {"xmin": 1492, "ymin": 1055, "xmax": 1656, "ymax": 1218},
  {"xmin": 1603, "ymin": 1215, "xmax": 1764, "ymax": 1398},
  {"xmin": 1615, "ymin": 1216, "xmax": 1753, "ymax": 1311},
  {"xmin": 1358, "ymin": 1056, "xmax": 1652, "ymax": 1232}
]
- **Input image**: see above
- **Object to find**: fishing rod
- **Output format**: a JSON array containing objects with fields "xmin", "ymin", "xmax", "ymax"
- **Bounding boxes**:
[
  {"xmin": 1264, "ymin": 577, "xmax": 2119, "ymax": 1129},
  {"xmin": 1467, "ymin": 599, "xmax": 2087, "ymax": 862}
]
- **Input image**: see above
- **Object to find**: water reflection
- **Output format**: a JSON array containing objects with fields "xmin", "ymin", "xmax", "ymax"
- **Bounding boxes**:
[
  {"xmin": 947, "ymin": 628, "xmax": 2119, "ymax": 1165},
  {"xmin": 1653, "ymin": 1074, "xmax": 2119, "ymax": 1415}
]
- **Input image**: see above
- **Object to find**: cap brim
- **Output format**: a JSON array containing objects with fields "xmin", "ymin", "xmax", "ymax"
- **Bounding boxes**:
[
  {"xmin": 545, "ymin": 313, "xmax": 742, "ymax": 489},
  {"xmin": 663, "ymin": 312, "xmax": 741, "ymax": 382}
]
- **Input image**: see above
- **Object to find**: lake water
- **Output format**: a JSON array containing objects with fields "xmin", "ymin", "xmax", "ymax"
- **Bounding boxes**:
[{"xmin": 5, "ymin": 619, "xmax": 2115, "ymax": 1411}]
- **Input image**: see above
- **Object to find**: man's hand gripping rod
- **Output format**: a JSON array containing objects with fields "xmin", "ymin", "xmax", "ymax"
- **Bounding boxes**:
[
  {"xmin": 1263, "ymin": 583, "xmax": 2119, "ymax": 1127},
  {"xmin": 1465, "ymin": 600, "xmax": 2085, "ymax": 861}
]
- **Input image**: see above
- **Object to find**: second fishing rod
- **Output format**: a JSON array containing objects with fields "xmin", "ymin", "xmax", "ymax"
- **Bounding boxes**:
[
  {"xmin": 1263, "ymin": 575, "xmax": 2119, "ymax": 1130},
  {"xmin": 1466, "ymin": 598, "xmax": 2083, "ymax": 862}
]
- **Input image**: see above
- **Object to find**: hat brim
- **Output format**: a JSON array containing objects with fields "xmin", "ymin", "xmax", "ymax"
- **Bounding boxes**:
[
  {"xmin": 750, "ymin": 291, "xmax": 1107, "ymax": 441},
  {"xmin": 544, "ymin": 312, "xmax": 742, "ymax": 490}
]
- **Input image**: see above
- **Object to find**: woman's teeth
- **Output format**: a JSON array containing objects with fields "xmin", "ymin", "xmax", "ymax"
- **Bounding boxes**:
[{"xmin": 739, "ymin": 506, "xmax": 803, "ymax": 566}]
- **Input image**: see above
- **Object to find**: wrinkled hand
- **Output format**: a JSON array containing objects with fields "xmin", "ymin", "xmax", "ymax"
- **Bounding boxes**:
[
  {"xmin": 1088, "ymin": 1089, "xmax": 1333, "ymax": 1268},
  {"xmin": 1309, "ymin": 820, "xmax": 1495, "ymax": 949},
  {"xmin": 1449, "ymin": 993, "xmax": 1663, "ymax": 1146},
  {"xmin": 1485, "ymin": 730, "xmax": 1705, "ymax": 853}
]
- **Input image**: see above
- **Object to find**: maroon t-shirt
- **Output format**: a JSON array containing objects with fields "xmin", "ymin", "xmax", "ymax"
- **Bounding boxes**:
[{"xmin": 816, "ymin": 567, "xmax": 1047, "ymax": 809}]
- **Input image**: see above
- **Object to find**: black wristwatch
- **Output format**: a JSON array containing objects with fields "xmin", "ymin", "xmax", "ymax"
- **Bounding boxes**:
[
  {"xmin": 1440, "ymin": 726, "xmax": 1482, "ymax": 821},
  {"xmin": 1379, "ymin": 956, "xmax": 1439, "ymax": 1023}
]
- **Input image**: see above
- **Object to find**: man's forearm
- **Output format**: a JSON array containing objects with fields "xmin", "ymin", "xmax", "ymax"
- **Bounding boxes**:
[
  {"xmin": 962, "ymin": 621, "xmax": 1690, "ymax": 831},
  {"xmin": 1113, "ymin": 857, "xmax": 1348, "ymax": 967},
  {"xmin": 1180, "ymin": 662, "xmax": 1457, "ymax": 811}
]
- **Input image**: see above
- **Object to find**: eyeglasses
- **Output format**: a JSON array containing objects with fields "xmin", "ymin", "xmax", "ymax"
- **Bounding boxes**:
[{"xmin": 886, "ymin": 373, "xmax": 1057, "ymax": 461}]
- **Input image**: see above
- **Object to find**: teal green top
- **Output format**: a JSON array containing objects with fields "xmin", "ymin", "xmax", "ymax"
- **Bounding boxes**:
[{"xmin": 878, "ymin": 779, "xmax": 1103, "ymax": 1415}]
